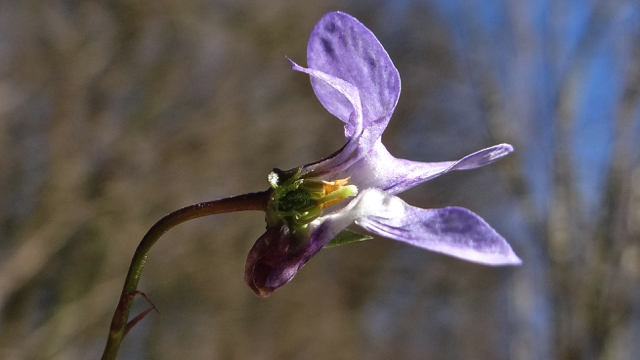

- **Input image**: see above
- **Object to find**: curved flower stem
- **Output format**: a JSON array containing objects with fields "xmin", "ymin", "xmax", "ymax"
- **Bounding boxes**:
[{"xmin": 101, "ymin": 190, "xmax": 271, "ymax": 360}]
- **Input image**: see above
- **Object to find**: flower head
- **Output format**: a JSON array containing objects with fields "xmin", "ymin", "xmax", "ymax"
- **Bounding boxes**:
[{"xmin": 245, "ymin": 11, "xmax": 520, "ymax": 297}]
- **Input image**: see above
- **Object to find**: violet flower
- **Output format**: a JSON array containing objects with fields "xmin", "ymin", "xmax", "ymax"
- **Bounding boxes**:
[{"xmin": 245, "ymin": 11, "xmax": 520, "ymax": 297}]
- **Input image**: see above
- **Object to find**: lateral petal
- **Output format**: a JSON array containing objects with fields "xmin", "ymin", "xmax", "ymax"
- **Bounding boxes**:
[{"xmin": 335, "ymin": 142, "xmax": 514, "ymax": 195}]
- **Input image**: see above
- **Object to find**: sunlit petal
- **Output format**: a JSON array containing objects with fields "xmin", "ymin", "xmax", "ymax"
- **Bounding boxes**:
[
  {"xmin": 306, "ymin": 11, "xmax": 400, "ymax": 138},
  {"xmin": 347, "ymin": 189, "xmax": 521, "ymax": 265},
  {"xmin": 336, "ymin": 142, "xmax": 514, "ymax": 194}
]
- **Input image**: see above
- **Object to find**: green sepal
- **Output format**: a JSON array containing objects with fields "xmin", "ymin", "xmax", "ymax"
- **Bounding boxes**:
[{"xmin": 324, "ymin": 229, "xmax": 373, "ymax": 248}]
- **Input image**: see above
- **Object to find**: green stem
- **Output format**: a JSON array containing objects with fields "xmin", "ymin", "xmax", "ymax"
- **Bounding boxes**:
[{"xmin": 101, "ymin": 190, "xmax": 271, "ymax": 360}]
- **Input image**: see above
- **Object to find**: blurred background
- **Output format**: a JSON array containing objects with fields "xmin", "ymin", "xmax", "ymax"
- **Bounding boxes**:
[{"xmin": 1, "ymin": 0, "xmax": 639, "ymax": 359}]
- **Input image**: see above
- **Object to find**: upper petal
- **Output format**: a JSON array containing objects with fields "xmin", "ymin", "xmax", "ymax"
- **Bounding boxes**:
[
  {"xmin": 289, "ymin": 60, "xmax": 365, "ymax": 173},
  {"xmin": 334, "ymin": 142, "xmax": 514, "ymax": 194},
  {"xmin": 307, "ymin": 11, "xmax": 400, "ymax": 138},
  {"xmin": 290, "ymin": 61, "xmax": 390, "ymax": 177},
  {"xmin": 344, "ymin": 189, "xmax": 521, "ymax": 265},
  {"xmin": 289, "ymin": 59, "xmax": 362, "ymax": 130}
]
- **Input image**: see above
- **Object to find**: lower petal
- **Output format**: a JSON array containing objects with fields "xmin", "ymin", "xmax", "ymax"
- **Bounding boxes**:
[{"xmin": 345, "ymin": 189, "xmax": 521, "ymax": 265}]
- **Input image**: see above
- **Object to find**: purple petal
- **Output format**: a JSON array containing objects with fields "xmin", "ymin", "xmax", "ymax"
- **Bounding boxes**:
[
  {"xmin": 263, "ymin": 219, "xmax": 348, "ymax": 289},
  {"xmin": 347, "ymin": 189, "xmax": 521, "ymax": 265},
  {"xmin": 290, "ymin": 61, "xmax": 389, "ymax": 177},
  {"xmin": 244, "ymin": 225, "xmax": 291, "ymax": 297},
  {"xmin": 289, "ymin": 59, "xmax": 363, "ymax": 129},
  {"xmin": 333, "ymin": 142, "xmax": 514, "ymax": 195},
  {"xmin": 289, "ymin": 60, "xmax": 364, "ymax": 173},
  {"xmin": 244, "ymin": 217, "xmax": 352, "ymax": 296},
  {"xmin": 306, "ymin": 11, "xmax": 400, "ymax": 138}
]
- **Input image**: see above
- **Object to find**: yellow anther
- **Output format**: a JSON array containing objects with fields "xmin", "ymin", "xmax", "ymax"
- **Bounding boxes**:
[
  {"xmin": 322, "ymin": 177, "xmax": 351, "ymax": 194},
  {"xmin": 318, "ymin": 177, "xmax": 357, "ymax": 209}
]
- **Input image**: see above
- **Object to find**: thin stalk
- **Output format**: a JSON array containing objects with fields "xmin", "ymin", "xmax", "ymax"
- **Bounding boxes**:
[{"xmin": 101, "ymin": 190, "xmax": 271, "ymax": 360}]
